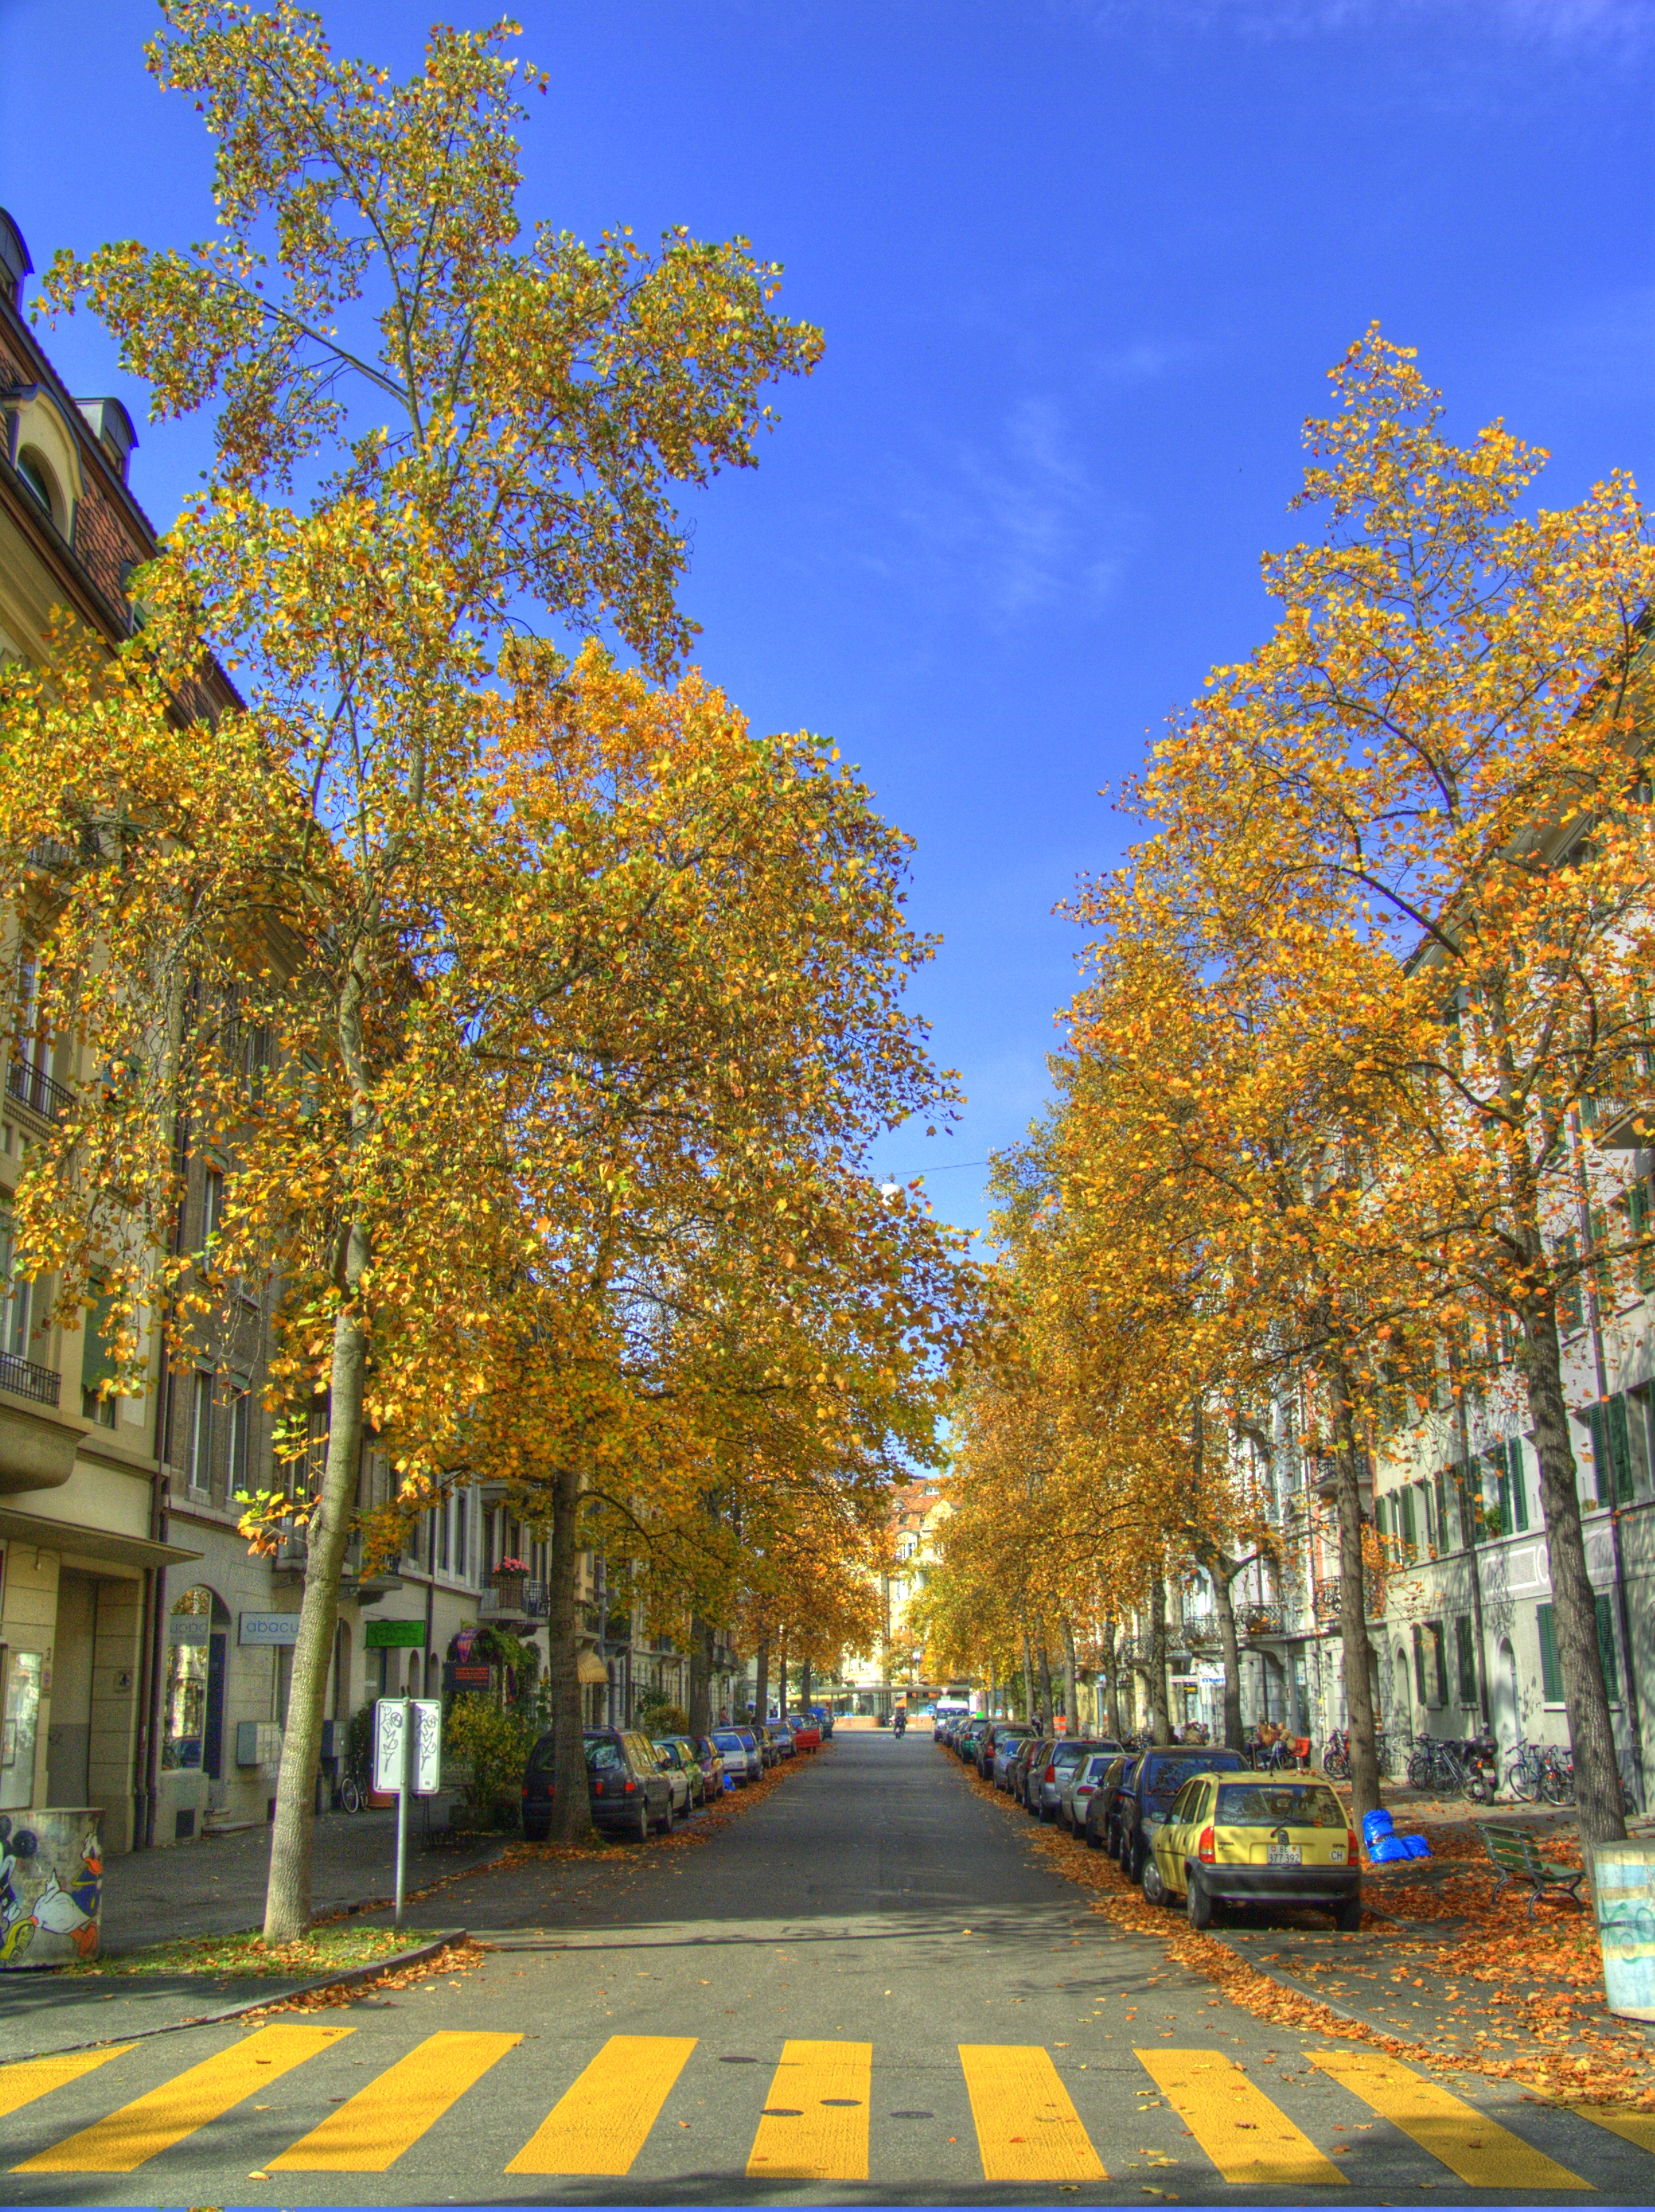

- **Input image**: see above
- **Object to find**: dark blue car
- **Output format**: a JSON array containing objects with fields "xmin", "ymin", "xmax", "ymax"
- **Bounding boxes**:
[{"xmin": 1113, "ymin": 1745, "xmax": 1248, "ymax": 1880}]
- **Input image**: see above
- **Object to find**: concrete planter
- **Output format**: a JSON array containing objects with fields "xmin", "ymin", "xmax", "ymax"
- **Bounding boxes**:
[{"xmin": 0, "ymin": 1807, "xmax": 103, "ymax": 1968}]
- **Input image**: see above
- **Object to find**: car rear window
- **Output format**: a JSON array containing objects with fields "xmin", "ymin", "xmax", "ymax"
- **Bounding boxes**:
[
  {"xmin": 527, "ymin": 1736, "xmax": 556, "ymax": 1775},
  {"xmin": 1052, "ymin": 1742, "xmax": 1088, "ymax": 1769},
  {"xmin": 712, "ymin": 1732, "xmax": 743, "ymax": 1751},
  {"xmin": 585, "ymin": 1739, "xmax": 626, "ymax": 1773},
  {"xmin": 1216, "ymin": 1782, "xmax": 1346, "ymax": 1829},
  {"xmin": 1142, "ymin": 1751, "xmax": 1243, "ymax": 1793},
  {"xmin": 1078, "ymin": 1753, "xmax": 1112, "ymax": 1781}
]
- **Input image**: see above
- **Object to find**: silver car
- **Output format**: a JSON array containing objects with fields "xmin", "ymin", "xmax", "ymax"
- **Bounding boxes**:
[
  {"xmin": 711, "ymin": 1726, "xmax": 762, "ymax": 1783},
  {"xmin": 991, "ymin": 1725, "xmax": 1036, "ymax": 1790},
  {"xmin": 1034, "ymin": 1738, "xmax": 1121, "ymax": 1822},
  {"xmin": 650, "ymin": 1738, "xmax": 694, "ymax": 1817},
  {"xmin": 1058, "ymin": 1743, "xmax": 1124, "ymax": 1833}
]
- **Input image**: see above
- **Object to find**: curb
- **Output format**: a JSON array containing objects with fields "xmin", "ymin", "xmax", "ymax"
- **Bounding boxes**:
[{"xmin": 6, "ymin": 1931, "xmax": 468, "ymax": 2066}]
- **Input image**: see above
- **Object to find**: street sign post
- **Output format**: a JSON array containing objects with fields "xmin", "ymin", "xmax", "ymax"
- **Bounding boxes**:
[{"xmin": 373, "ymin": 1697, "xmax": 444, "ymax": 1925}]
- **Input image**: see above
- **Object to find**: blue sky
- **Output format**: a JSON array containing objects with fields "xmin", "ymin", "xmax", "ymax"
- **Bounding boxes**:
[{"xmin": 4, "ymin": 0, "xmax": 1654, "ymax": 1243}]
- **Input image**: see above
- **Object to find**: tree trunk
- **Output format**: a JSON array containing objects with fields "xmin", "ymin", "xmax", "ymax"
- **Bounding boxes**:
[
  {"xmin": 547, "ymin": 1456, "xmax": 593, "ymax": 1842},
  {"xmin": 1101, "ymin": 1621, "xmax": 1122, "ymax": 1739},
  {"xmin": 799, "ymin": 1660, "xmax": 811, "ymax": 1717},
  {"xmin": 1521, "ymin": 1295, "xmax": 1627, "ymax": 1845},
  {"xmin": 1060, "ymin": 1618, "xmax": 1079, "ymax": 1734},
  {"xmin": 688, "ymin": 1613, "xmax": 712, "ymax": 1738},
  {"xmin": 1036, "ymin": 1623, "xmax": 1055, "ymax": 1731},
  {"xmin": 1211, "ymin": 1567, "xmax": 1245, "ymax": 1751},
  {"xmin": 1021, "ymin": 1624, "xmax": 1035, "ymax": 1726},
  {"xmin": 752, "ymin": 1633, "xmax": 770, "ymax": 1737},
  {"xmin": 262, "ymin": 1290, "xmax": 366, "ymax": 1942},
  {"xmin": 1331, "ymin": 1375, "xmax": 1383, "ymax": 1824},
  {"xmin": 1148, "ymin": 1579, "xmax": 1171, "ymax": 1744}
]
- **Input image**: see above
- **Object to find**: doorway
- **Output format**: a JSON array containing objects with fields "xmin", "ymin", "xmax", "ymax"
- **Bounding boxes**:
[{"xmin": 45, "ymin": 1571, "xmax": 97, "ymax": 1807}]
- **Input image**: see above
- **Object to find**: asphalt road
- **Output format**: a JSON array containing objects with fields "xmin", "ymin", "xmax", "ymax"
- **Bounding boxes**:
[{"xmin": 1, "ymin": 1731, "xmax": 1648, "ymax": 2207}]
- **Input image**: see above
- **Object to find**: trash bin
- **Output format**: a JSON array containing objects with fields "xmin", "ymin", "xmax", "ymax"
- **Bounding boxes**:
[
  {"xmin": 1592, "ymin": 1841, "xmax": 1655, "ymax": 2020},
  {"xmin": 0, "ymin": 1808, "xmax": 103, "ymax": 1968}
]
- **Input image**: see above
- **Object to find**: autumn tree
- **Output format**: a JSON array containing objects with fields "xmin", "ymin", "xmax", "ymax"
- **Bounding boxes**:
[
  {"xmin": 14, "ymin": 0, "xmax": 823, "ymax": 1937},
  {"xmin": 1132, "ymin": 330, "xmax": 1655, "ymax": 1843}
]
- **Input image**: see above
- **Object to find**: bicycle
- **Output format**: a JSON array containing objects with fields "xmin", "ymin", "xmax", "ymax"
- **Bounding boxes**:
[
  {"xmin": 1323, "ymin": 1728, "xmax": 1350, "ymax": 1781},
  {"xmin": 1406, "ymin": 1734, "xmax": 1494, "ymax": 1804}
]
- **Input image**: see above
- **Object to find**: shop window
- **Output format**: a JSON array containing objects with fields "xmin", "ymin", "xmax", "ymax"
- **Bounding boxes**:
[
  {"xmin": 163, "ymin": 1588, "xmax": 213, "ymax": 1768},
  {"xmin": 1537, "ymin": 1602, "xmax": 1564, "ymax": 1704}
]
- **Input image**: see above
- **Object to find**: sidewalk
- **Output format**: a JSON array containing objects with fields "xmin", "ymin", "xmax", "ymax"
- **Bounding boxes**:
[{"xmin": 97, "ymin": 1801, "xmax": 504, "ymax": 1954}]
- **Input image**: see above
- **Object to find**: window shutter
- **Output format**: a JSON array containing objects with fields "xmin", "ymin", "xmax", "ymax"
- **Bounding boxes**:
[
  {"xmin": 1609, "ymin": 1395, "xmax": 1635, "ymax": 1504},
  {"xmin": 1412, "ymin": 1622, "xmax": 1429, "ymax": 1702},
  {"xmin": 1508, "ymin": 1438, "xmax": 1529, "ymax": 1532},
  {"xmin": 1596, "ymin": 1594, "xmax": 1620, "ymax": 1701},
  {"xmin": 1537, "ymin": 1603, "xmax": 1564, "ymax": 1702},
  {"xmin": 1456, "ymin": 1615, "xmax": 1477, "ymax": 1705}
]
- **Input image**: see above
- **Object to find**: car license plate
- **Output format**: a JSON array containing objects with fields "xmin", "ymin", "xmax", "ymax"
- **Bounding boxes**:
[{"xmin": 1267, "ymin": 1842, "xmax": 1302, "ymax": 1866}]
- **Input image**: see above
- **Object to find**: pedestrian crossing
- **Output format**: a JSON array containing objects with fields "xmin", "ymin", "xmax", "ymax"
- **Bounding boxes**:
[{"xmin": 0, "ymin": 2026, "xmax": 1633, "ymax": 2188}]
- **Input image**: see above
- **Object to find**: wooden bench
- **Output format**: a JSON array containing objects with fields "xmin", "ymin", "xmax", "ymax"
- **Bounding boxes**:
[{"xmin": 1477, "ymin": 1820, "xmax": 1587, "ymax": 1919}]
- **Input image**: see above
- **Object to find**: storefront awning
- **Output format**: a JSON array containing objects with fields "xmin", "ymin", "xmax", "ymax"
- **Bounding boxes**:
[
  {"xmin": 577, "ymin": 1648, "xmax": 609, "ymax": 1687},
  {"xmin": 0, "ymin": 1503, "xmax": 201, "ymax": 1574}
]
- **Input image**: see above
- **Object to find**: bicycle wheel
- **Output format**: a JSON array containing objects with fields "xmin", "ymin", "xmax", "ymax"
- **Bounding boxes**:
[
  {"xmin": 339, "ymin": 1776, "xmax": 362, "ymax": 1814},
  {"xmin": 1326, "ymin": 1748, "xmax": 1350, "ymax": 1781},
  {"xmin": 1407, "ymin": 1750, "xmax": 1432, "ymax": 1790},
  {"xmin": 1506, "ymin": 1760, "xmax": 1533, "ymax": 1802},
  {"xmin": 1539, "ymin": 1766, "xmax": 1573, "ymax": 1806}
]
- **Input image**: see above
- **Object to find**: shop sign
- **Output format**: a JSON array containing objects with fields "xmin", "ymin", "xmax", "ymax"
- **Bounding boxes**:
[
  {"xmin": 238, "ymin": 1613, "xmax": 301, "ymax": 1647},
  {"xmin": 445, "ymin": 1662, "xmax": 490, "ymax": 1691},
  {"xmin": 1195, "ymin": 1666, "xmax": 1226, "ymax": 1684},
  {"xmin": 365, "ymin": 1618, "xmax": 426, "ymax": 1650}
]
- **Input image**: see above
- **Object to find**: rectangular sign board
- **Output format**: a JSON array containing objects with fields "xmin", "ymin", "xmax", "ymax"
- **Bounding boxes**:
[
  {"xmin": 238, "ymin": 1613, "xmax": 301, "ymax": 1647},
  {"xmin": 372, "ymin": 1696, "xmax": 443, "ymax": 1795},
  {"xmin": 365, "ymin": 1617, "xmax": 426, "ymax": 1650}
]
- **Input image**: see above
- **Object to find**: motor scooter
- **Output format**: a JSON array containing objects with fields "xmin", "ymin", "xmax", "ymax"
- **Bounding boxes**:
[{"xmin": 893, "ymin": 1709, "xmax": 908, "ymax": 1738}]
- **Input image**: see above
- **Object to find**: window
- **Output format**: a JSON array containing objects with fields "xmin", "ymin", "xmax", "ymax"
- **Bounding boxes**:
[
  {"xmin": 80, "ymin": 1280, "xmax": 118, "ymax": 1426},
  {"xmin": 1586, "ymin": 1392, "xmax": 1642, "ymax": 1508},
  {"xmin": 1629, "ymin": 1178, "xmax": 1655, "ymax": 1295},
  {"xmin": 1419, "ymin": 1479, "xmax": 1437, "ymax": 1556},
  {"xmin": 0, "ymin": 1218, "xmax": 32, "ymax": 1362},
  {"xmin": 1413, "ymin": 1621, "xmax": 1447, "ymax": 1707},
  {"xmin": 437, "ymin": 1496, "xmax": 450, "ymax": 1574},
  {"xmin": 455, "ymin": 1489, "xmax": 468, "ymax": 1578},
  {"xmin": 1537, "ymin": 1603, "xmax": 1564, "ymax": 1703},
  {"xmin": 1399, "ymin": 1487, "xmax": 1418, "ymax": 1559},
  {"xmin": 1455, "ymin": 1615, "xmax": 1477, "ymax": 1705},
  {"xmin": 14, "ymin": 449, "xmax": 57, "ymax": 523},
  {"xmin": 1492, "ymin": 1437, "xmax": 1529, "ymax": 1536},
  {"xmin": 201, "ymin": 1168, "xmax": 225, "ymax": 1251},
  {"xmin": 1596, "ymin": 1594, "xmax": 1621, "ymax": 1703},
  {"xmin": 186, "ymin": 1368, "xmax": 213, "ymax": 1492},
  {"xmin": 226, "ymin": 1387, "xmax": 250, "ymax": 1495}
]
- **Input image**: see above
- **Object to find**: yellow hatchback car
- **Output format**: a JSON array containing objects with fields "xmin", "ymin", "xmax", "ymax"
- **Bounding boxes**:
[{"xmin": 1144, "ymin": 1769, "xmax": 1362, "ymax": 1932}]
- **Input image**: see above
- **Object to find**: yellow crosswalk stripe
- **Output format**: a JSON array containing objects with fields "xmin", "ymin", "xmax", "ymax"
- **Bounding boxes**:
[
  {"xmin": 0, "ymin": 2047, "xmax": 133, "ymax": 2122},
  {"xmin": 507, "ymin": 2034, "xmax": 696, "ymax": 2176},
  {"xmin": 1310, "ymin": 2049, "xmax": 1589, "ymax": 2190},
  {"xmin": 270, "ymin": 2031, "xmax": 521, "ymax": 2171},
  {"xmin": 1138, "ymin": 2049, "xmax": 1346, "ymax": 2190},
  {"xmin": 958, "ymin": 2044, "xmax": 1106, "ymax": 2183},
  {"xmin": 747, "ymin": 2038, "xmax": 873, "ymax": 2182},
  {"xmin": 1566, "ymin": 2104, "xmax": 1655, "ymax": 2154},
  {"xmin": 12, "ymin": 2024, "xmax": 350, "ymax": 2174}
]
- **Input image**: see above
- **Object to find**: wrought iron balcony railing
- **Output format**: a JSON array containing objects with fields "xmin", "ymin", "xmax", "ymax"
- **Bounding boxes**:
[
  {"xmin": 482, "ymin": 1573, "xmax": 549, "ymax": 1620},
  {"xmin": 0, "ymin": 1348, "xmax": 59, "ymax": 1406},
  {"xmin": 1241, "ymin": 1604, "xmax": 1284, "ymax": 1639},
  {"xmin": 1314, "ymin": 1577, "xmax": 1343, "ymax": 1622},
  {"xmin": 6, "ymin": 1058, "xmax": 73, "ymax": 1124}
]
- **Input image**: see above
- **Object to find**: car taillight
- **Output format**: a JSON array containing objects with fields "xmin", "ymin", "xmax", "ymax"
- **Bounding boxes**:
[
  {"xmin": 1198, "ymin": 1826, "xmax": 1216, "ymax": 1864},
  {"xmin": 1044, "ymin": 1765, "xmax": 1057, "ymax": 1782},
  {"xmin": 624, "ymin": 1779, "xmax": 636, "ymax": 1793},
  {"xmin": 1346, "ymin": 1829, "xmax": 1359, "ymax": 1864}
]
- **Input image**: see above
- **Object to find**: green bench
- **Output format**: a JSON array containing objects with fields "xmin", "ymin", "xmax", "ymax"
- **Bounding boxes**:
[{"xmin": 1477, "ymin": 1820, "xmax": 1587, "ymax": 1919}]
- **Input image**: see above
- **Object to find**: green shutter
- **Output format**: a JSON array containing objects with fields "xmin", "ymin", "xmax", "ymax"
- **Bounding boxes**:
[
  {"xmin": 1400, "ymin": 1489, "xmax": 1418, "ymax": 1555},
  {"xmin": 1609, "ymin": 1394, "xmax": 1635, "ymax": 1504},
  {"xmin": 1509, "ymin": 1438, "xmax": 1529, "ymax": 1532},
  {"xmin": 1587, "ymin": 1403, "xmax": 1607, "ymax": 1508},
  {"xmin": 1412, "ymin": 1622, "xmax": 1429, "ymax": 1702},
  {"xmin": 1537, "ymin": 1604, "xmax": 1564, "ymax": 1703},
  {"xmin": 1430, "ymin": 1621, "xmax": 1448, "ymax": 1706},
  {"xmin": 1456, "ymin": 1615, "xmax": 1477, "ymax": 1705},
  {"xmin": 1596, "ymin": 1594, "xmax": 1620, "ymax": 1701},
  {"xmin": 1630, "ymin": 1180, "xmax": 1655, "ymax": 1294}
]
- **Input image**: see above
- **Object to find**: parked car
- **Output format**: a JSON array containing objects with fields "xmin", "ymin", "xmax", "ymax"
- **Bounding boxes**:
[
  {"xmin": 788, "ymin": 1714, "xmax": 822, "ymax": 1750},
  {"xmin": 1147, "ymin": 1769, "xmax": 1362, "ymax": 1931},
  {"xmin": 710, "ymin": 1726, "xmax": 761, "ymax": 1783},
  {"xmin": 990, "ymin": 1724, "xmax": 1035, "ymax": 1790},
  {"xmin": 1010, "ymin": 1736, "xmax": 1049, "ymax": 1806},
  {"xmin": 1035, "ymin": 1737, "xmax": 1121, "ymax": 1823},
  {"xmin": 959, "ymin": 1718, "xmax": 990, "ymax": 1765},
  {"xmin": 1062, "ymin": 1742, "xmax": 1124, "ymax": 1831},
  {"xmin": 651, "ymin": 1739, "xmax": 694, "ymax": 1818},
  {"xmin": 654, "ymin": 1736, "xmax": 707, "ymax": 1811},
  {"xmin": 770, "ymin": 1722, "xmax": 797, "ymax": 1759},
  {"xmin": 1115, "ymin": 1745, "xmax": 1249, "ymax": 1881},
  {"xmin": 978, "ymin": 1720, "xmax": 1025, "ymax": 1779},
  {"xmin": 693, "ymin": 1734, "xmax": 726, "ymax": 1793},
  {"xmin": 808, "ymin": 1704, "xmax": 835, "ymax": 1740},
  {"xmin": 1082, "ymin": 1755, "xmax": 1135, "ymax": 1852},
  {"xmin": 521, "ymin": 1726, "xmax": 674, "ymax": 1842}
]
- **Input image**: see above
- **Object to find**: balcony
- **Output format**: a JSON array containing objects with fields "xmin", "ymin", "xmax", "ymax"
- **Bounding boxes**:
[
  {"xmin": 1314, "ymin": 1577, "xmax": 1344, "ymax": 1624},
  {"xmin": 6, "ymin": 1058, "xmax": 73, "ymax": 1125},
  {"xmin": 1181, "ymin": 1614, "xmax": 1222, "ymax": 1653},
  {"xmin": 1241, "ymin": 1604, "xmax": 1284, "ymax": 1639},
  {"xmin": 481, "ymin": 1572, "xmax": 548, "ymax": 1621},
  {"xmin": 0, "ymin": 1348, "xmax": 59, "ymax": 1408}
]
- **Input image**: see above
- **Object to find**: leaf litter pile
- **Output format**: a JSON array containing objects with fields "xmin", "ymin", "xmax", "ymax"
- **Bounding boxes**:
[{"xmin": 961, "ymin": 1758, "xmax": 1655, "ymax": 2109}]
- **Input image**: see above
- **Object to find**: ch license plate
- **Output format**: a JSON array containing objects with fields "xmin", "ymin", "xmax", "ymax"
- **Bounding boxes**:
[{"xmin": 1267, "ymin": 1842, "xmax": 1302, "ymax": 1866}]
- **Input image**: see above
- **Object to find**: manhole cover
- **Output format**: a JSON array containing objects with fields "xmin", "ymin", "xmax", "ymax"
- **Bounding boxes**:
[{"xmin": 762, "ymin": 2107, "xmax": 803, "ymax": 2117}]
